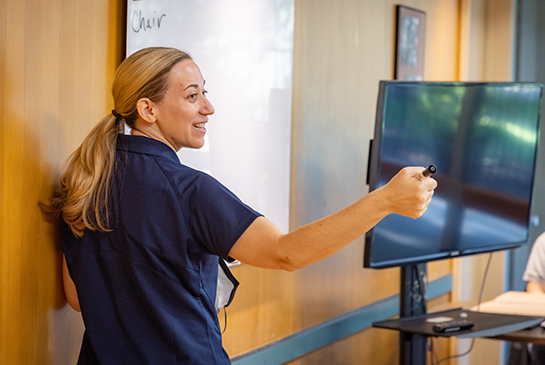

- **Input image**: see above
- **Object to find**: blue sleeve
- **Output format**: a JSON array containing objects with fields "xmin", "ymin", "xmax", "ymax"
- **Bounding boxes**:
[{"xmin": 185, "ymin": 172, "xmax": 262, "ymax": 260}]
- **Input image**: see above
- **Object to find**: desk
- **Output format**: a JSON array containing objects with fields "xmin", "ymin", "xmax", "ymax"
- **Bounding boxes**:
[
  {"xmin": 470, "ymin": 291, "xmax": 545, "ymax": 345},
  {"xmin": 374, "ymin": 308, "xmax": 544, "ymax": 365},
  {"xmin": 492, "ymin": 325, "xmax": 545, "ymax": 345},
  {"xmin": 374, "ymin": 308, "xmax": 544, "ymax": 339}
]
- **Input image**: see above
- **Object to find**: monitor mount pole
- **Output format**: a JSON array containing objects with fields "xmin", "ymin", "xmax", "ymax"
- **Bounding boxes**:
[{"xmin": 399, "ymin": 263, "xmax": 428, "ymax": 365}]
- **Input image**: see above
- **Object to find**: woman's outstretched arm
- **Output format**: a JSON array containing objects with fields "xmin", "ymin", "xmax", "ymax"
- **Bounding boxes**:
[{"xmin": 229, "ymin": 166, "xmax": 437, "ymax": 271}]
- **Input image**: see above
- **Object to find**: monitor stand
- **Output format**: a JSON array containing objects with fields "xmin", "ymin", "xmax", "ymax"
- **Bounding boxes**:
[{"xmin": 399, "ymin": 263, "xmax": 428, "ymax": 365}]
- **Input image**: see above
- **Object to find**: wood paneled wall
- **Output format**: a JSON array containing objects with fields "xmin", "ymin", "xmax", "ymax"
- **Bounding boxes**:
[
  {"xmin": 1, "ymin": 1, "xmax": 125, "ymax": 364},
  {"xmin": 0, "ymin": 0, "xmax": 516, "ymax": 364}
]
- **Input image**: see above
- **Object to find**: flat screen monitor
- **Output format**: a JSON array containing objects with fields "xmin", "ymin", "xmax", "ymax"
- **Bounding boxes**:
[{"xmin": 364, "ymin": 81, "xmax": 543, "ymax": 269}]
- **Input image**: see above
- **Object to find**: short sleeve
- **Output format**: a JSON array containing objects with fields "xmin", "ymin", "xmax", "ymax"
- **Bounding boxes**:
[
  {"xmin": 184, "ymin": 172, "xmax": 262, "ymax": 259},
  {"xmin": 523, "ymin": 233, "xmax": 545, "ymax": 284}
]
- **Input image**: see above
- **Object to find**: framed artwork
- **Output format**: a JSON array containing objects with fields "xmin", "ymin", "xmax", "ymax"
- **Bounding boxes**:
[{"xmin": 394, "ymin": 5, "xmax": 426, "ymax": 81}]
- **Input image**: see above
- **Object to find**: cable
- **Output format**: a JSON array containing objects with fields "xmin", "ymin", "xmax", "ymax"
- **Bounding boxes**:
[
  {"xmin": 428, "ymin": 337, "xmax": 439, "ymax": 364},
  {"xmin": 434, "ymin": 338, "xmax": 476, "ymax": 365},
  {"xmin": 413, "ymin": 264, "xmax": 428, "ymax": 314},
  {"xmin": 419, "ymin": 266, "xmax": 428, "ymax": 309},
  {"xmin": 475, "ymin": 252, "xmax": 493, "ymax": 312},
  {"xmin": 432, "ymin": 338, "xmax": 439, "ymax": 364},
  {"xmin": 430, "ymin": 252, "xmax": 493, "ymax": 365},
  {"xmin": 221, "ymin": 307, "xmax": 228, "ymax": 334}
]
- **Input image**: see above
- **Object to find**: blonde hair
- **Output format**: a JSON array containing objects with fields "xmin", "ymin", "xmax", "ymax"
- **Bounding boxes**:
[{"xmin": 49, "ymin": 47, "xmax": 192, "ymax": 237}]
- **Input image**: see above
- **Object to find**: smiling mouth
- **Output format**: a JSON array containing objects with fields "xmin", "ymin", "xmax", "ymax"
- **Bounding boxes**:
[{"xmin": 194, "ymin": 123, "xmax": 206, "ymax": 129}]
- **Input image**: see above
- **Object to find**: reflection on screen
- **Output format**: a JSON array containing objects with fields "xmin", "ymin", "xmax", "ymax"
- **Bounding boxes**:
[{"xmin": 365, "ymin": 82, "xmax": 543, "ymax": 268}]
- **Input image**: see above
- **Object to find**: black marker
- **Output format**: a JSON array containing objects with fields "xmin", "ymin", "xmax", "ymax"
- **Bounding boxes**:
[{"xmin": 417, "ymin": 165, "xmax": 436, "ymax": 180}]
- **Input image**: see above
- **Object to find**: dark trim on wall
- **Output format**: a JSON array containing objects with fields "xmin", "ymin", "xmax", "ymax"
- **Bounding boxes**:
[{"xmin": 231, "ymin": 273, "xmax": 453, "ymax": 365}]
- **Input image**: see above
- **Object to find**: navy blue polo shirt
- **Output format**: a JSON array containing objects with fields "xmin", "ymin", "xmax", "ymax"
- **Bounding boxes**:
[{"xmin": 62, "ymin": 134, "xmax": 261, "ymax": 364}]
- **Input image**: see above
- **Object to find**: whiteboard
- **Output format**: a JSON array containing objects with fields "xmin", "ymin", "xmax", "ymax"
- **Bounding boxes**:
[{"xmin": 127, "ymin": 0, "xmax": 294, "ymax": 232}]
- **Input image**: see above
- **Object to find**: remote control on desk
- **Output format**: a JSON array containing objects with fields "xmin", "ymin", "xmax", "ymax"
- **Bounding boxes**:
[{"xmin": 433, "ymin": 320, "xmax": 474, "ymax": 333}]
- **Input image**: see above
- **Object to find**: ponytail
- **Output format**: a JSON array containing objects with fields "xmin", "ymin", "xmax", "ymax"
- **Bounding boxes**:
[
  {"xmin": 51, "ymin": 114, "xmax": 123, "ymax": 237},
  {"xmin": 46, "ymin": 47, "xmax": 191, "ymax": 237}
]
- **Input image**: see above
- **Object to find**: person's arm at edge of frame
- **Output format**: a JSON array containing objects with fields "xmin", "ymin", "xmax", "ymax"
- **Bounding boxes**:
[
  {"xmin": 63, "ymin": 254, "xmax": 81, "ymax": 312},
  {"xmin": 229, "ymin": 166, "xmax": 437, "ymax": 272},
  {"xmin": 526, "ymin": 281, "xmax": 545, "ymax": 294}
]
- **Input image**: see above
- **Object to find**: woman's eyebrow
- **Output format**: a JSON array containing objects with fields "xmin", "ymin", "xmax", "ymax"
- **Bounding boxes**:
[
  {"xmin": 184, "ymin": 81, "xmax": 206, "ymax": 91},
  {"xmin": 183, "ymin": 84, "xmax": 199, "ymax": 91}
]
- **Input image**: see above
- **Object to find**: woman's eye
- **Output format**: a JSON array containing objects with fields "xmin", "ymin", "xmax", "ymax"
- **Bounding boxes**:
[
  {"xmin": 203, "ymin": 90, "xmax": 208, "ymax": 97},
  {"xmin": 188, "ymin": 93, "xmax": 197, "ymax": 100}
]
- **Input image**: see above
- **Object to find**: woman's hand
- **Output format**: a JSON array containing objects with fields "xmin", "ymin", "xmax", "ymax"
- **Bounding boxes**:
[{"xmin": 376, "ymin": 166, "xmax": 437, "ymax": 219}]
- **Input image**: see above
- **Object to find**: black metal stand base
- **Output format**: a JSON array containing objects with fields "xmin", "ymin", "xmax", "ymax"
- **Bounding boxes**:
[{"xmin": 399, "ymin": 263, "xmax": 428, "ymax": 365}]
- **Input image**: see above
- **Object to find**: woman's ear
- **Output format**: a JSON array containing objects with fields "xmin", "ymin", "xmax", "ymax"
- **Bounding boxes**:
[{"xmin": 136, "ymin": 98, "xmax": 157, "ymax": 125}]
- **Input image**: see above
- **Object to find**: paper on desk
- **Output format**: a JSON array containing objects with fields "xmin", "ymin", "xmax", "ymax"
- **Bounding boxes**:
[
  {"xmin": 472, "ymin": 291, "xmax": 545, "ymax": 317},
  {"xmin": 426, "ymin": 316, "xmax": 454, "ymax": 323}
]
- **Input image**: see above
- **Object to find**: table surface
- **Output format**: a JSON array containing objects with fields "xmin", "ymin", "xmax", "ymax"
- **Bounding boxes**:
[
  {"xmin": 373, "ymin": 308, "xmax": 544, "ymax": 340},
  {"xmin": 491, "ymin": 325, "xmax": 545, "ymax": 345}
]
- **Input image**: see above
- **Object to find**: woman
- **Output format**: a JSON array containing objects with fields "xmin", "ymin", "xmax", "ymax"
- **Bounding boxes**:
[{"xmin": 51, "ymin": 47, "xmax": 436, "ymax": 364}]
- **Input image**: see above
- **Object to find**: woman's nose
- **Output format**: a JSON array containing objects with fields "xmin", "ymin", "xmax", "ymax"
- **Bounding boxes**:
[{"xmin": 202, "ymin": 98, "xmax": 215, "ymax": 115}]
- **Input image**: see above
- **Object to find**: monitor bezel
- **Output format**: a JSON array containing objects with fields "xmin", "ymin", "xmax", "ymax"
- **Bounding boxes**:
[{"xmin": 364, "ymin": 80, "xmax": 544, "ymax": 269}]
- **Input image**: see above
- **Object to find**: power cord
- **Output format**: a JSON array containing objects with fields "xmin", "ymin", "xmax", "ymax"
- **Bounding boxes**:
[
  {"xmin": 429, "ymin": 252, "xmax": 493, "ymax": 365},
  {"xmin": 476, "ymin": 252, "xmax": 493, "ymax": 312},
  {"xmin": 433, "ymin": 338, "xmax": 476, "ymax": 365},
  {"xmin": 414, "ymin": 264, "xmax": 428, "ymax": 313}
]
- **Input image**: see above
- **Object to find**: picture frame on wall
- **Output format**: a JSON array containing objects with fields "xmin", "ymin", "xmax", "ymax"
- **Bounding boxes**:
[{"xmin": 394, "ymin": 5, "xmax": 426, "ymax": 81}]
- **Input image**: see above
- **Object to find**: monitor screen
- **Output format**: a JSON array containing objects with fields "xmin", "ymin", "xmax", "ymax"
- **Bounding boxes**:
[{"xmin": 364, "ymin": 81, "xmax": 543, "ymax": 269}]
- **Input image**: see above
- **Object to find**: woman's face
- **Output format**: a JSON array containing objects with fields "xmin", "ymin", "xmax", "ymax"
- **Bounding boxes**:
[{"xmin": 152, "ymin": 59, "xmax": 215, "ymax": 151}]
